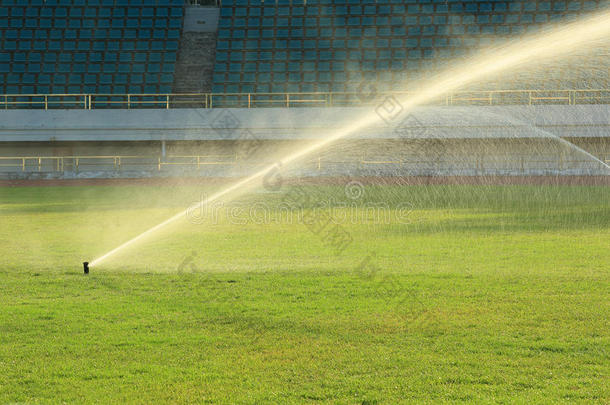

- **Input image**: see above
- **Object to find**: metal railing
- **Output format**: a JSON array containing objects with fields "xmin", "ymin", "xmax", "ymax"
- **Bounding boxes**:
[
  {"xmin": 1, "ymin": 89, "xmax": 609, "ymax": 110},
  {"xmin": 0, "ymin": 154, "xmax": 238, "ymax": 172},
  {"xmin": 1, "ymin": 154, "xmax": 608, "ymax": 173}
]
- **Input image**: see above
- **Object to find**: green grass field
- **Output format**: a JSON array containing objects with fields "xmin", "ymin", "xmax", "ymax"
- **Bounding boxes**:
[{"xmin": 0, "ymin": 183, "xmax": 608, "ymax": 403}]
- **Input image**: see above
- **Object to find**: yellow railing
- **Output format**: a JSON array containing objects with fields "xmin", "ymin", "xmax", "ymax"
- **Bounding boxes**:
[
  {"xmin": 1, "ymin": 89, "xmax": 609, "ymax": 110},
  {"xmin": 1, "ymin": 154, "xmax": 608, "ymax": 173},
  {"xmin": 0, "ymin": 155, "xmax": 237, "ymax": 172}
]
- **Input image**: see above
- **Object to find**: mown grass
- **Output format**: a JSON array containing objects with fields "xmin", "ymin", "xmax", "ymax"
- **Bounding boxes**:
[{"xmin": 0, "ymin": 184, "xmax": 608, "ymax": 403}]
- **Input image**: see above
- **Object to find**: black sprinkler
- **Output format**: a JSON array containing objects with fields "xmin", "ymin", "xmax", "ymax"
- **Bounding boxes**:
[{"xmin": 83, "ymin": 262, "xmax": 89, "ymax": 274}]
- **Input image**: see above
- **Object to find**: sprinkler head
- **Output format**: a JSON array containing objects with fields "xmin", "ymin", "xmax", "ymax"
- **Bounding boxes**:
[{"xmin": 83, "ymin": 262, "xmax": 89, "ymax": 275}]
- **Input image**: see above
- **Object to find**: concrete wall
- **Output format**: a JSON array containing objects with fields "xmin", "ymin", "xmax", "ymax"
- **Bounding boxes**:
[
  {"xmin": 0, "ymin": 105, "xmax": 609, "ymax": 142},
  {"xmin": 1, "ymin": 138, "xmax": 608, "ymax": 179},
  {"xmin": 1, "ymin": 105, "xmax": 608, "ymax": 178}
]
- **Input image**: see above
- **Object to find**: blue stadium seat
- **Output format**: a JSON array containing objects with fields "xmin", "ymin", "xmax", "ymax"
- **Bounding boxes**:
[{"xmin": 0, "ymin": 0, "xmax": 602, "ymax": 99}]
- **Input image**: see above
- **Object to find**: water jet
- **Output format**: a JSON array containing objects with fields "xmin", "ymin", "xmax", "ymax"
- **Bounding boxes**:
[{"xmin": 89, "ymin": 10, "xmax": 610, "ymax": 267}]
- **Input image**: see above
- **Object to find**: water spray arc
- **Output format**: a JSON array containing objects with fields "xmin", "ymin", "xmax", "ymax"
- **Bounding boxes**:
[
  {"xmin": 89, "ymin": 10, "xmax": 610, "ymax": 268},
  {"xmin": 478, "ymin": 109, "xmax": 610, "ymax": 171}
]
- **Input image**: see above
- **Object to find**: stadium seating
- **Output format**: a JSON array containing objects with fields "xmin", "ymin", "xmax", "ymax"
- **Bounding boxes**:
[
  {"xmin": 211, "ymin": 0, "xmax": 609, "ymax": 93},
  {"xmin": 1, "ymin": 0, "xmax": 608, "ymax": 98},
  {"xmin": 0, "ymin": 0, "xmax": 184, "ymax": 95}
]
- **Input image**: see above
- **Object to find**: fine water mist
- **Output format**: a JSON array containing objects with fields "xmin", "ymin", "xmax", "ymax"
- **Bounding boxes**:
[{"xmin": 89, "ymin": 9, "xmax": 610, "ymax": 268}]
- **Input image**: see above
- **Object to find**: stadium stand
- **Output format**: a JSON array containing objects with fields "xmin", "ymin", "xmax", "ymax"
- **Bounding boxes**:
[
  {"xmin": 211, "ymin": 0, "xmax": 609, "ymax": 94},
  {"xmin": 0, "ymin": 0, "xmax": 184, "ymax": 95},
  {"xmin": 0, "ymin": 0, "xmax": 608, "ymax": 106},
  {"xmin": 0, "ymin": 0, "xmax": 608, "ymax": 177}
]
